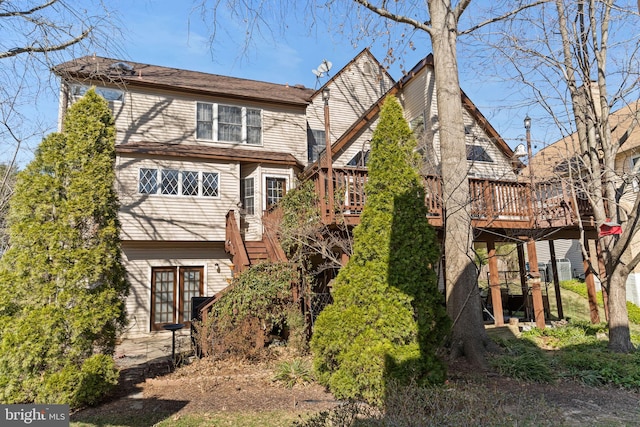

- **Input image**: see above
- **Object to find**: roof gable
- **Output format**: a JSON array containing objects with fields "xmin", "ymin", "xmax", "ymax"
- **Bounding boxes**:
[
  {"xmin": 306, "ymin": 53, "xmax": 519, "ymax": 173},
  {"xmin": 309, "ymin": 48, "xmax": 395, "ymax": 103}
]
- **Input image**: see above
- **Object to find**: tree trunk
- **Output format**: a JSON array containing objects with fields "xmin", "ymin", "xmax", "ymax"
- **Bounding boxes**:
[
  {"xmin": 429, "ymin": 0, "xmax": 491, "ymax": 368},
  {"xmin": 607, "ymin": 264, "xmax": 635, "ymax": 352}
]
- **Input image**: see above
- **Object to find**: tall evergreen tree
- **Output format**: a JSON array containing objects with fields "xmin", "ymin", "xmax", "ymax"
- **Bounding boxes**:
[
  {"xmin": 0, "ymin": 89, "xmax": 128, "ymax": 406},
  {"xmin": 311, "ymin": 95, "xmax": 450, "ymax": 405}
]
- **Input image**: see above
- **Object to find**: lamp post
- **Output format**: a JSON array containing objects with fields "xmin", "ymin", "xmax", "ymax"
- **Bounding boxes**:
[
  {"xmin": 323, "ymin": 87, "xmax": 334, "ymax": 221},
  {"xmin": 524, "ymin": 115, "xmax": 535, "ymax": 214}
]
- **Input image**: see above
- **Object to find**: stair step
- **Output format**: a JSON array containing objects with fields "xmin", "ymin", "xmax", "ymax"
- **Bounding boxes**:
[{"xmin": 245, "ymin": 241, "xmax": 268, "ymax": 261}]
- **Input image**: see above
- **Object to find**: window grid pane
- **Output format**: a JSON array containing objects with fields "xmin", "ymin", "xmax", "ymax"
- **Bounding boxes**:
[
  {"xmin": 153, "ymin": 270, "xmax": 175, "ymax": 324},
  {"xmin": 161, "ymin": 169, "xmax": 179, "ymax": 195},
  {"xmin": 246, "ymin": 109, "xmax": 262, "ymax": 145},
  {"xmin": 181, "ymin": 269, "xmax": 201, "ymax": 322},
  {"xmin": 182, "ymin": 171, "xmax": 199, "ymax": 196},
  {"xmin": 197, "ymin": 103, "xmax": 213, "ymax": 140},
  {"xmin": 202, "ymin": 172, "xmax": 219, "ymax": 197},
  {"xmin": 241, "ymin": 178, "xmax": 255, "ymax": 215},
  {"xmin": 218, "ymin": 105, "xmax": 242, "ymax": 142},
  {"xmin": 139, "ymin": 168, "xmax": 158, "ymax": 194},
  {"xmin": 266, "ymin": 178, "xmax": 286, "ymax": 208}
]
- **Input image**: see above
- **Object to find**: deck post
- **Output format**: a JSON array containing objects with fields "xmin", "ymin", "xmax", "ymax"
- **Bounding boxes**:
[
  {"xmin": 487, "ymin": 239, "xmax": 504, "ymax": 326},
  {"xmin": 526, "ymin": 239, "xmax": 546, "ymax": 329},
  {"xmin": 548, "ymin": 240, "xmax": 564, "ymax": 319},
  {"xmin": 583, "ymin": 236, "xmax": 601, "ymax": 324},
  {"xmin": 517, "ymin": 243, "xmax": 531, "ymax": 320}
]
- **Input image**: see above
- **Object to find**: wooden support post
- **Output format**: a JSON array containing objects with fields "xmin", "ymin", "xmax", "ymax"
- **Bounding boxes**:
[
  {"xmin": 487, "ymin": 240, "xmax": 504, "ymax": 326},
  {"xmin": 595, "ymin": 239, "xmax": 609, "ymax": 322},
  {"xmin": 517, "ymin": 243, "xmax": 531, "ymax": 320},
  {"xmin": 583, "ymin": 236, "xmax": 601, "ymax": 324},
  {"xmin": 526, "ymin": 239, "xmax": 546, "ymax": 329},
  {"xmin": 548, "ymin": 240, "xmax": 564, "ymax": 319}
]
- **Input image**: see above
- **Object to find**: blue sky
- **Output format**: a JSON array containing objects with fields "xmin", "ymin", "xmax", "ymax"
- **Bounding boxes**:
[{"xmin": 14, "ymin": 0, "xmax": 547, "ymax": 167}]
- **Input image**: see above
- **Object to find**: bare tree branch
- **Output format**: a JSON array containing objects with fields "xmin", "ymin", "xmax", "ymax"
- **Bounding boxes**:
[
  {"xmin": 352, "ymin": 0, "xmax": 432, "ymax": 35},
  {"xmin": 0, "ymin": 28, "xmax": 91, "ymax": 59},
  {"xmin": 459, "ymin": 1, "xmax": 550, "ymax": 36},
  {"xmin": 0, "ymin": 0, "xmax": 58, "ymax": 18}
]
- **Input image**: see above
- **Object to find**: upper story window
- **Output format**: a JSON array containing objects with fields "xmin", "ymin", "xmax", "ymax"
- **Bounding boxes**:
[
  {"xmin": 196, "ymin": 102, "xmax": 262, "ymax": 145},
  {"xmin": 466, "ymin": 144, "xmax": 493, "ymax": 163},
  {"xmin": 410, "ymin": 113, "xmax": 426, "ymax": 137},
  {"xmin": 71, "ymin": 84, "xmax": 124, "ymax": 102},
  {"xmin": 139, "ymin": 168, "xmax": 220, "ymax": 198},
  {"xmin": 307, "ymin": 128, "xmax": 325, "ymax": 163}
]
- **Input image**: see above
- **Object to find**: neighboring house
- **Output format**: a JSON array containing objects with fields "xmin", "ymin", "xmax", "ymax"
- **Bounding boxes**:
[
  {"xmin": 54, "ymin": 50, "xmax": 594, "ymax": 337},
  {"xmin": 531, "ymin": 100, "xmax": 640, "ymax": 305}
]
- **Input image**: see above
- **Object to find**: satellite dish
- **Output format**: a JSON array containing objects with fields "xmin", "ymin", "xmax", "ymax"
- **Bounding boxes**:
[
  {"xmin": 312, "ymin": 59, "xmax": 333, "ymax": 88},
  {"xmin": 513, "ymin": 143, "xmax": 527, "ymax": 157},
  {"xmin": 318, "ymin": 59, "xmax": 332, "ymax": 73}
]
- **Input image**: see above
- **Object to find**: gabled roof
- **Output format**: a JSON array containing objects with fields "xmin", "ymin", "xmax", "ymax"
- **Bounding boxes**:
[
  {"xmin": 54, "ymin": 55, "xmax": 316, "ymax": 107},
  {"xmin": 117, "ymin": 141, "xmax": 304, "ymax": 169},
  {"xmin": 310, "ymin": 48, "xmax": 395, "ymax": 103},
  {"xmin": 305, "ymin": 53, "xmax": 520, "ymax": 175}
]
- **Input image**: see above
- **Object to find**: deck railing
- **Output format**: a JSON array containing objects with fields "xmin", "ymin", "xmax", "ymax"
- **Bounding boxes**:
[{"xmin": 309, "ymin": 167, "xmax": 592, "ymax": 229}]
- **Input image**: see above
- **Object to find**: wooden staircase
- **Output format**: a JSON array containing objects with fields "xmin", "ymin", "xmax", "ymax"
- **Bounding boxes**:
[
  {"xmin": 198, "ymin": 209, "xmax": 288, "ymax": 321},
  {"xmin": 244, "ymin": 240, "xmax": 270, "ymax": 265}
]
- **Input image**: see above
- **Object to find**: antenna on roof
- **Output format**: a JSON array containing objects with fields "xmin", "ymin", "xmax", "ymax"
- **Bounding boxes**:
[{"xmin": 312, "ymin": 59, "xmax": 332, "ymax": 88}]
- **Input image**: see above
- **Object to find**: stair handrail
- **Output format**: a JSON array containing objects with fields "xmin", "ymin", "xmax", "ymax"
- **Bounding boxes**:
[
  {"xmin": 262, "ymin": 208, "xmax": 288, "ymax": 263},
  {"xmin": 225, "ymin": 210, "xmax": 250, "ymax": 274}
]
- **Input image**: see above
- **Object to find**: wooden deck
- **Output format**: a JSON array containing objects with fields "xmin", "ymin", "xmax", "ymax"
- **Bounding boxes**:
[{"xmin": 311, "ymin": 167, "xmax": 593, "ymax": 230}]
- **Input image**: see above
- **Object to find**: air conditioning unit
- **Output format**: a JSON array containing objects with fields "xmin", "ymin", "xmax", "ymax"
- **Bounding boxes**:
[{"xmin": 547, "ymin": 259, "xmax": 572, "ymax": 282}]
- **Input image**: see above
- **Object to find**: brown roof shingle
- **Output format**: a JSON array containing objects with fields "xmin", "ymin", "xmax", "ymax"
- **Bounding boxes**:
[{"xmin": 54, "ymin": 55, "xmax": 316, "ymax": 107}]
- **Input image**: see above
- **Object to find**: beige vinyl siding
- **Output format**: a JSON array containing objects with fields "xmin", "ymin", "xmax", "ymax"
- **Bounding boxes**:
[
  {"xmin": 120, "ymin": 241, "xmax": 231, "ymax": 337},
  {"xmin": 307, "ymin": 54, "xmax": 393, "ymax": 146},
  {"xmin": 463, "ymin": 113, "xmax": 517, "ymax": 181},
  {"xmin": 400, "ymin": 66, "xmax": 516, "ymax": 181},
  {"xmin": 334, "ymin": 128, "xmax": 375, "ymax": 167},
  {"xmin": 102, "ymin": 85, "xmax": 308, "ymax": 162},
  {"xmin": 116, "ymin": 155, "xmax": 240, "ymax": 241}
]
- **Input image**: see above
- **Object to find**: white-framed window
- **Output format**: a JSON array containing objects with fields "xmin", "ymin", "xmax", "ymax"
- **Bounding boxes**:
[
  {"xmin": 241, "ymin": 177, "xmax": 255, "ymax": 215},
  {"xmin": 202, "ymin": 172, "xmax": 219, "ymax": 197},
  {"xmin": 71, "ymin": 84, "xmax": 125, "ymax": 102},
  {"xmin": 138, "ymin": 168, "xmax": 220, "ymax": 197},
  {"xmin": 307, "ymin": 128, "xmax": 325, "ymax": 163},
  {"xmin": 161, "ymin": 169, "xmax": 179, "ymax": 195},
  {"xmin": 182, "ymin": 171, "xmax": 199, "ymax": 196},
  {"xmin": 196, "ymin": 102, "xmax": 262, "ymax": 145},
  {"xmin": 265, "ymin": 176, "xmax": 287, "ymax": 210}
]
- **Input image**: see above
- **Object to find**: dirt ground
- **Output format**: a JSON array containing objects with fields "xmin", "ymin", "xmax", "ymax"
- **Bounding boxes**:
[{"xmin": 72, "ymin": 354, "xmax": 640, "ymax": 426}]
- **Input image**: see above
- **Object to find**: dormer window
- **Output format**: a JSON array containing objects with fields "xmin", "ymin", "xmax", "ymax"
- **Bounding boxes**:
[{"xmin": 196, "ymin": 102, "xmax": 262, "ymax": 145}]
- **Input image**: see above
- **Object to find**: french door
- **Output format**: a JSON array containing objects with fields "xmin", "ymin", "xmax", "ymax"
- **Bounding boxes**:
[{"xmin": 151, "ymin": 266, "xmax": 203, "ymax": 331}]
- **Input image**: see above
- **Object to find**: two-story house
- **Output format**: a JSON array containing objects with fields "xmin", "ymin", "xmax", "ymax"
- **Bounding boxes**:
[
  {"xmin": 54, "ymin": 50, "xmax": 393, "ymax": 337},
  {"xmin": 54, "ymin": 50, "xmax": 594, "ymax": 337}
]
